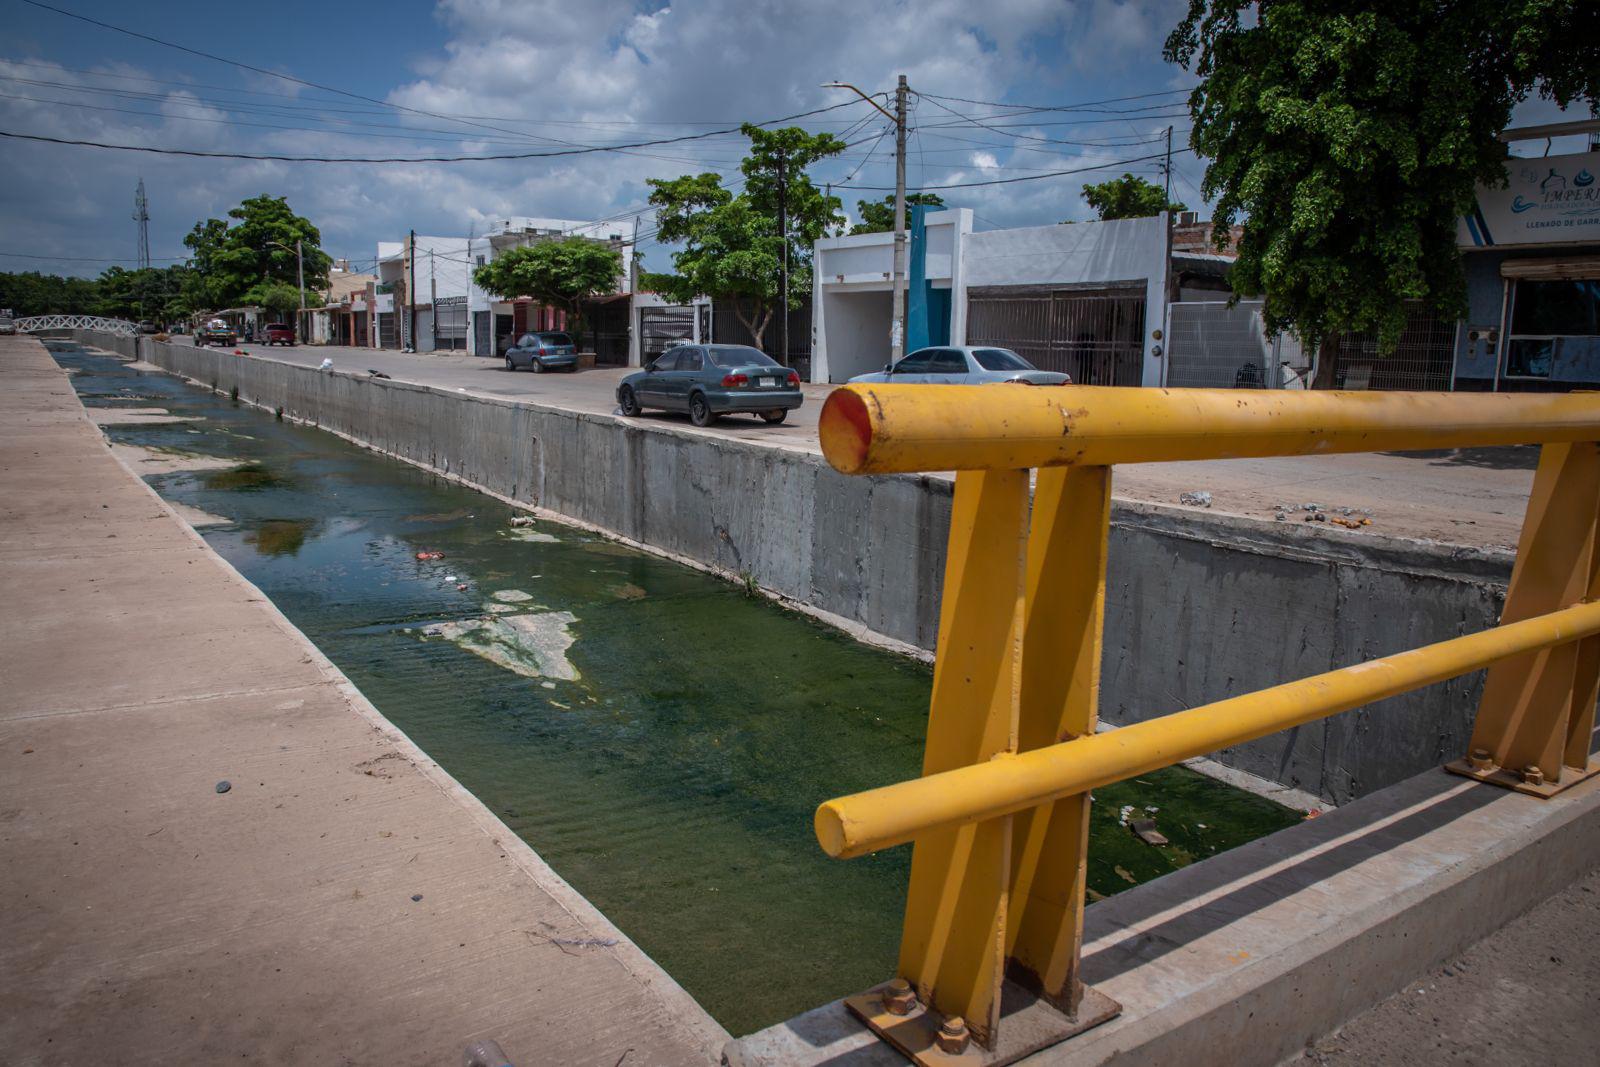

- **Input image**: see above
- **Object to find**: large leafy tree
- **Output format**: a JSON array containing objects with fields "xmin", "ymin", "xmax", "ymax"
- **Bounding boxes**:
[
  {"xmin": 1164, "ymin": 1, "xmax": 1600, "ymax": 349},
  {"xmin": 1079, "ymin": 174, "xmax": 1186, "ymax": 221},
  {"xmin": 645, "ymin": 125, "xmax": 845, "ymax": 349},
  {"xmin": 851, "ymin": 192, "xmax": 946, "ymax": 235},
  {"xmin": 184, "ymin": 196, "xmax": 332, "ymax": 310},
  {"xmin": 472, "ymin": 237, "xmax": 622, "ymax": 348}
]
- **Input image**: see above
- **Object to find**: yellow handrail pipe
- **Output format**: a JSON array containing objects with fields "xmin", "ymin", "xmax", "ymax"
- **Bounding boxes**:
[
  {"xmin": 818, "ymin": 384, "xmax": 1600, "ymax": 475},
  {"xmin": 816, "ymin": 598, "xmax": 1600, "ymax": 859}
]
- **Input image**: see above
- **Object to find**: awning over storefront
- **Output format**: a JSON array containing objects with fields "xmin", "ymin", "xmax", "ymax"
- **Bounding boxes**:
[{"xmin": 1501, "ymin": 256, "xmax": 1600, "ymax": 281}]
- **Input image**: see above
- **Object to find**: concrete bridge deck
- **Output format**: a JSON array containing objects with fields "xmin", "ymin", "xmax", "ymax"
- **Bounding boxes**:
[{"xmin": 0, "ymin": 334, "xmax": 725, "ymax": 1064}]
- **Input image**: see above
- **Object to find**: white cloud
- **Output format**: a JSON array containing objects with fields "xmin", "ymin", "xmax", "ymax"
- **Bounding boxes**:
[{"xmin": 0, "ymin": 1, "xmax": 1201, "ymax": 275}]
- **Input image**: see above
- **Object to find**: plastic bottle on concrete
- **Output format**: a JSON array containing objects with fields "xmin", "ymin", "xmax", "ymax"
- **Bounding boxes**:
[{"xmin": 462, "ymin": 1038, "xmax": 512, "ymax": 1067}]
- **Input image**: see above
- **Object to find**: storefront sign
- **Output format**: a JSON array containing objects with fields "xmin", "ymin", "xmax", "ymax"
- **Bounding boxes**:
[{"xmin": 1460, "ymin": 150, "xmax": 1600, "ymax": 247}]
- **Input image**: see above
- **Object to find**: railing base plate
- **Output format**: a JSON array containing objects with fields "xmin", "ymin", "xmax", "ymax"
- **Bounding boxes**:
[
  {"xmin": 844, "ymin": 978, "xmax": 1119, "ymax": 1066},
  {"xmin": 1444, "ymin": 755, "xmax": 1600, "ymax": 797}
]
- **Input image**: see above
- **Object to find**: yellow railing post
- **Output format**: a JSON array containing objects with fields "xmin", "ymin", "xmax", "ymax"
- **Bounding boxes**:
[
  {"xmin": 1449, "ymin": 441, "xmax": 1600, "ymax": 793},
  {"xmin": 816, "ymin": 384, "xmax": 1600, "ymax": 1062},
  {"xmin": 891, "ymin": 468, "xmax": 1028, "ymax": 1046},
  {"xmin": 1005, "ymin": 466, "xmax": 1116, "ymax": 1023}
]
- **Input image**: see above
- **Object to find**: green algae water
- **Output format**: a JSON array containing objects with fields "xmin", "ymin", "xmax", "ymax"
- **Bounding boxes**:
[{"xmin": 55, "ymin": 343, "xmax": 1301, "ymax": 1036}]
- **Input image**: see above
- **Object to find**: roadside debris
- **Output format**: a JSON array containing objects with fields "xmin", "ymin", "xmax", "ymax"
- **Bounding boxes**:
[
  {"xmin": 415, "ymin": 550, "xmax": 445, "ymax": 561},
  {"xmin": 1129, "ymin": 818, "xmax": 1169, "ymax": 846},
  {"xmin": 215, "ymin": 780, "xmax": 231, "ymax": 794},
  {"xmin": 1274, "ymin": 502, "xmax": 1374, "ymax": 528},
  {"xmin": 368, "ymin": 369, "xmax": 392, "ymax": 379},
  {"xmin": 509, "ymin": 516, "xmax": 537, "ymax": 527},
  {"xmin": 1178, "ymin": 490, "xmax": 1212, "ymax": 508},
  {"xmin": 319, "ymin": 357, "xmax": 334, "ymax": 371}
]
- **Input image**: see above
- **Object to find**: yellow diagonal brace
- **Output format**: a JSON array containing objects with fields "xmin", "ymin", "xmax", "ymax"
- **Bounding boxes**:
[
  {"xmin": 896, "ymin": 468, "xmax": 1028, "ymax": 1047},
  {"xmin": 1006, "ymin": 466, "xmax": 1111, "ymax": 1012},
  {"xmin": 1469, "ymin": 442, "xmax": 1600, "ymax": 780}
]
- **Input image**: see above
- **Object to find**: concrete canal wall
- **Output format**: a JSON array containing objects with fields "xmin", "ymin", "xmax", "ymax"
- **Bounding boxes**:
[{"xmin": 98, "ymin": 332, "xmax": 1512, "ymax": 806}]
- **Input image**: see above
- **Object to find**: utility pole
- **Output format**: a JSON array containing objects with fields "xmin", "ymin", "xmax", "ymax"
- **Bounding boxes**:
[
  {"xmin": 407, "ymin": 229, "xmax": 417, "ymax": 352},
  {"xmin": 295, "ymin": 238, "xmax": 306, "ymax": 314},
  {"xmin": 822, "ymin": 76, "xmax": 910, "ymax": 362},
  {"xmin": 1159, "ymin": 125, "xmax": 1175, "ymax": 389},
  {"xmin": 1163, "ymin": 125, "xmax": 1174, "ymax": 208},
  {"xmin": 891, "ymin": 74, "xmax": 909, "ymax": 362},
  {"xmin": 776, "ymin": 144, "xmax": 788, "ymax": 366},
  {"xmin": 629, "ymin": 215, "xmax": 640, "ymax": 296}
]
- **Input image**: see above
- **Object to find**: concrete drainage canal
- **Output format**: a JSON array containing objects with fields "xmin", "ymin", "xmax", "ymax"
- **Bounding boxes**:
[{"xmin": 55, "ymin": 341, "xmax": 1302, "ymax": 1037}]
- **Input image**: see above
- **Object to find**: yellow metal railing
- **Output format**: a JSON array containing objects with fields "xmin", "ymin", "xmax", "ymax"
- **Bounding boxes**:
[{"xmin": 813, "ymin": 384, "xmax": 1600, "ymax": 1063}]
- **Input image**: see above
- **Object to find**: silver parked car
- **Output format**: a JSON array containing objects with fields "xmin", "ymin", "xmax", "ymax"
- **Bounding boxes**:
[{"xmin": 847, "ymin": 345, "xmax": 1070, "ymax": 385}]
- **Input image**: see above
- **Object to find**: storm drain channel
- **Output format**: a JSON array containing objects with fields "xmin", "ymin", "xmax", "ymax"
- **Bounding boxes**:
[{"xmin": 56, "ymin": 342, "xmax": 1300, "ymax": 1036}]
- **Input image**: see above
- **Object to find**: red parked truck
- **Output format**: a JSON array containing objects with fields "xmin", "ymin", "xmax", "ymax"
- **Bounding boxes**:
[{"xmin": 263, "ymin": 323, "xmax": 296, "ymax": 346}]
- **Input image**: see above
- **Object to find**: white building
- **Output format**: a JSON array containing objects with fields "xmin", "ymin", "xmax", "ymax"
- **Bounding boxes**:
[{"xmin": 811, "ymin": 209, "xmax": 1169, "ymax": 385}]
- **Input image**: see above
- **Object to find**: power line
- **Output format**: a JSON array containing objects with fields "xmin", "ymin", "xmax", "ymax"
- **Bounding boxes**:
[
  {"xmin": 0, "ymin": 249, "xmax": 187, "ymax": 262},
  {"xmin": 915, "ymin": 88, "xmax": 1192, "ymax": 113},
  {"xmin": 916, "ymin": 111, "xmax": 1192, "ymax": 131},
  {"xmin": 0, "ymin": 98, "xmax": 870, "ymax": 163},
  {"xmin": 915, "ymin": 93, "xmax": 1177, "ymax": 151},
  {"xmin": 841, "ymin": 149, "xmax": 1186, "ymax": 191}
]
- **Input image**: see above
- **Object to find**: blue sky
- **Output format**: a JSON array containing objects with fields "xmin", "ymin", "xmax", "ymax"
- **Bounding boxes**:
[{"xmin": 0, "ymin": 0, "xmax": 1587, "ymax": 278}]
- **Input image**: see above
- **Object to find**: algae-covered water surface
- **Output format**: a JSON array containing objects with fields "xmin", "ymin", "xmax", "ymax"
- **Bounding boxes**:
[{"xmin": 56, "ymin": 344, "xmax": 1301, "ymax": 1036}]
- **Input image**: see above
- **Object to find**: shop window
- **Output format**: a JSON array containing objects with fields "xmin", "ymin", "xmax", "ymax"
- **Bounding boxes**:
[{"xmin": 1504, "ymin": 279, "xmax": 1600, "ymax": 379}]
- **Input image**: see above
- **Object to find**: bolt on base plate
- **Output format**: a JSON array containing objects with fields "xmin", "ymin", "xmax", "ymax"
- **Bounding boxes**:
[
  {"xmin": 843, "ymin": 978, "xmax": 1120, "ymax": 1066},
  {"xmin": 1444, "ymin": 754, "xmax": 1600, "ymax": 798}
]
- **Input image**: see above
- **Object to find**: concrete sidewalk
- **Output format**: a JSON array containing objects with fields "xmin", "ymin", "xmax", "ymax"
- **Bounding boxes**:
[{"xmin": 0, "ymin": 335, "xmax": 724, "ymax": 1064}]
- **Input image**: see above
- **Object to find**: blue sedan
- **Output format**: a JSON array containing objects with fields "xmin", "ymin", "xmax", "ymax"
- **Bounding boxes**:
[
  {"xmin": 506, "ymin": 331, "xmax": 578, "ymax": 372},
  {"xmin": 618, "ymin": 344, "xmax": 803, "ymax": 427}
]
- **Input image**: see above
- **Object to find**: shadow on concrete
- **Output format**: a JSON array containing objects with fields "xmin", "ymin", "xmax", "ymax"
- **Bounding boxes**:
[
  {"xmin": 1380, "ymin": 446, "xmax": 1539, "ymax": 471},
  {"xmin": 1079, "ymin": 774, "xmax": 1502, "ymax": 984}
]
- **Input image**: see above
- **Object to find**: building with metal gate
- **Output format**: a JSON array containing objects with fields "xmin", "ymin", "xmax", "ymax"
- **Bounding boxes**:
[{"xmin": 811, "ymin": 210, "xmax": 1168, "ymax": 385}]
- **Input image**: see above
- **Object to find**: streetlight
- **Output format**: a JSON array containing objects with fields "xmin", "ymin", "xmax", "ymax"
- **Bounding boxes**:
[
  {"xmin": 266, "ymin": 238, "xmax": 307, "ymax": 337},
  {"xmin": 824, "ymin": 77, "xmax": 910, "ymax": 362}
]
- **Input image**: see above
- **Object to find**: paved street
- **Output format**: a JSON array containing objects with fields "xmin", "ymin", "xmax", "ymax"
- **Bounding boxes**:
[{"xmin": 214, "ymin": 341, "xmax": 1536, "ymax": 548}]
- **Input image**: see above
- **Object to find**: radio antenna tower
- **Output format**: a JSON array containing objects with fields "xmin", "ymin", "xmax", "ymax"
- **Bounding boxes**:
[{"xmin": 132, "ymin": 178, "xmax": 151, "ymax": 270}]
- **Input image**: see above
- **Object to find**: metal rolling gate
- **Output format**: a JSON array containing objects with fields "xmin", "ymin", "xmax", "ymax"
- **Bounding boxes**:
[
  {"xmin": 966, "ymin": 285, "xmax": 1145, "ymax": 386},
  {"xmin": 638, "ymin": 305, "xmax": 694, "ymax": 362},
  {"xmin": 808, "ymin": 382, "xmax": 1600, "ymax": 1064},
  {"xmin": 1164, "ymin": 299, "xmax": 1281, "ymax": 388}
]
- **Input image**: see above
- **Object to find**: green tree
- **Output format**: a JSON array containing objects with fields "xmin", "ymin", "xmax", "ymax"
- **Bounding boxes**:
[
  {"xmin": 1164, "ymin": 1, "xmax": 1599, "ymax": 349},
  {"xmin": 472, "ymin": 238, "xmax": 622, "ymax": 349},
  {"xmin": 242, "ymin": 279, "xmax": 321, "ymax": 321},
  {"xmin": 851, "ymin": 192, "xmax": 947, "ymax": 234},
  {"xmin": 93, "ymin": 265, "xmax": 196, "ymax": 322},
  {"xmin": 185, "ymin": 196, "xmax": 332, "ymax": 310},
  {"xmin": 0, "ymin": 271, "xmax": 100, "ymax": 316},
  {"xmin": 1078, "ymin": 174, "xmax": 1185, "ymax": 221},
  {"xmin": 645, "ymin": 125, "xmax": 845, "ymax": 348},
  {"xmin": 183, "ymin": 218, "xmax": 230, "ymax": 311}
]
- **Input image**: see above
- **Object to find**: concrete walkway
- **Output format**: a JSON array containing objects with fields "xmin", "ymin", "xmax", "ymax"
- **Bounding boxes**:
[
  {"xmin": 231, "ymin": 341, "xmax": 1535, "ymax": 548},
  {"xmin": 1291, "ymin": 862, "xmax": 1600, "ymax": 1065},
  {"xmin": 0, "ymin": 335, "xmax": 724, "ymax": 1065}
]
